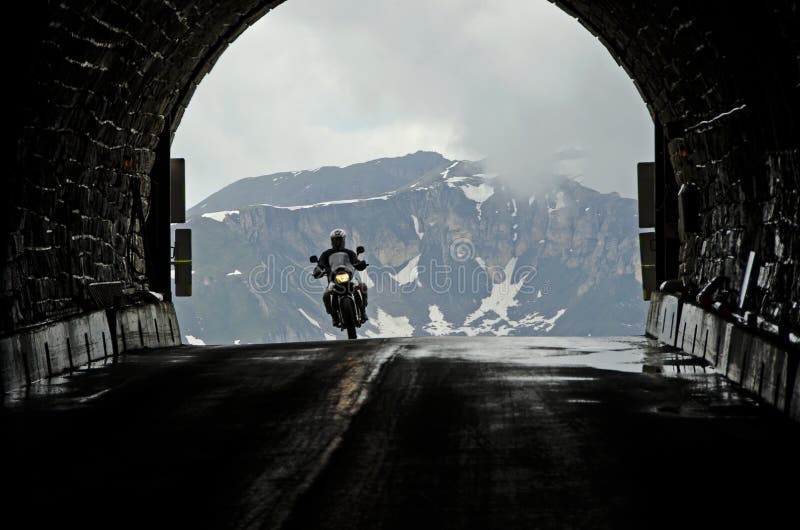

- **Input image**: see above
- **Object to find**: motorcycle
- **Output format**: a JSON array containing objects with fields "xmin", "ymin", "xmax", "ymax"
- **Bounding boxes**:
[{"xmin": 310, "ymin": 246, "xmax": 368, "ymax": 339}]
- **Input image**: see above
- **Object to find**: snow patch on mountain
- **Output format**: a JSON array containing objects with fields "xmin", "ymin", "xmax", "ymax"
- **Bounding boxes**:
[
  {"xmin": 202, "ymin": 210, "xmax": 239, "ymax": 222},
  {"xmin": 460, "ymin": 183, "xmax": 494, "ymax": 203},
  {"xmin": 446, "ymin": 176, "xmax": 470, "ymax": 185},
  {"xmin": 454, "ymin": 258, "xmax": 565, "ymax": 336},
  {"xmin": 461, "ymin": 318, "xmax": 516, "ymax": 337},
  {"xmin": 364, "ymin": 309, "xmax": 414, "ymax": 338},
  {"xmin": 516, "ymin": 309, "xmax": 567, "ymax": 332},
  {"xmin": 185, "ymin": 335, "xmax": 206, "ymax": 345},
  {"xmin": 424, "ymin": 304, "xmax": 458, "ymax": 336},
  {"xmin": 358, "ymin": 270, "xmax": 374, "ymax": 288},
  {"xmin": 464, "ymin": 257, "xmax": 527, "ymax": 325},
  {"xmin": 264, "ymin": 194, "xmax": 392, "ymax": 210},
  {"xmin": 459, "ymin": 308, "xmax": 567, "ymax": 337},
  {"xmin": 548, "ymin": 191, "xmax": 567, "ymax": 213},
  {"xmin": 411, "ymin": 215, "xmax": 424, "ymax": 239},
  {"xmin": 392, "ymin": 255, "xmax": 421, "ymax": 286},
  {"xmin": 451, "ymin": 181, "xmax": 494, "ymax": 219},
  {"xmin": 440, "ymin": 160, "xmax": 459, "ymax": 180},
  {"xmin": 297, "ymin": 308, "xmax": 321, "ymax": 329}
]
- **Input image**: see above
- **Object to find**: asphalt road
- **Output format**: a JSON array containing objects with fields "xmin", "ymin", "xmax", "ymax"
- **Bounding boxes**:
[{"xmin": 2, "ymin": 336, "xmax": 799, "ymax": 529}]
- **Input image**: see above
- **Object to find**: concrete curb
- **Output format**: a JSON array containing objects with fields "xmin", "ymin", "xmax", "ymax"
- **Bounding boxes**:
[
  {"xmin": 647, "ymin": 292, "xmax": 798, "ymax": 420},
  {"xmin": 1, "ymin": 310, "xmax": 112, "ymax": 393},
  {"xmin": 1, "ymin": 302, "xmax": 181, "ymax": 393},
  {"xmin": 645, "ymin": 291, "xmax": 682, "ymax": 347},
  {"xmin": 113, "ymin": 302, "xmax": 181, "ymax": 354}
]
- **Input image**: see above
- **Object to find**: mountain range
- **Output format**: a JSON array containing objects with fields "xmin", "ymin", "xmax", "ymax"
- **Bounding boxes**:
[{"xmin": 174, "ymin": 151, "xmax": 647, "ymax": 344}]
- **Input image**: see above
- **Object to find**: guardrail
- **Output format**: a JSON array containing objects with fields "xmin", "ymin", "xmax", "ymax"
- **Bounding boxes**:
[
  {"xmin": 1, "ymin": 302, "xmax": 181, "ymax": 393},
  {"xmin": 647, "ymin": 291, "xmax": 799, "ymax": 420}
]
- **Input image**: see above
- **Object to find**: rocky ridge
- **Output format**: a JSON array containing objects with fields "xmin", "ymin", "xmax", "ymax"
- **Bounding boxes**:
[{"xmin": 175, "ymin": 152, "xmax": 646, "ymax": 343}]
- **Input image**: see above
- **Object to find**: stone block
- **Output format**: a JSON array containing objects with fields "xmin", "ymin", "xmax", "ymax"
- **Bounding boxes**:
[
  {"xmin": 677, "ymin": 302, "xmax": 730, "ymax": 365},
  {"xmin": 646, "ymin": 292, "xmax": 664, "ymax": 338},
  {"xmin": 0, "ymin": 335, "xmax": 26, "ymax": 393},
  {"xmin": 1, "ymin": 309, "xmax": 112, "ymax": 391},
  {"xmin": 723, "ymin": 325, "xmax": 750, "ymax": 384},
  {"xmin": 657, "ymin": 294, "xmax": 682, "ymax": 347},
  {"xmin": 677, "ymin": 303, "xmax": 702, "ymax": 355},
  {"xmin": 68, "ymin": 310, "xmax": 111, "ymax": 364},
  {"xmin": 791, "ymin": 364, "xmax": 800, "ymax": 422},
  {"xmin": 741, "ymin": 336, "xmax": 789, "ymax": 409},
  {"xmin": 114, "ymin": 301, "xmax": 181, "ymax": 354}
]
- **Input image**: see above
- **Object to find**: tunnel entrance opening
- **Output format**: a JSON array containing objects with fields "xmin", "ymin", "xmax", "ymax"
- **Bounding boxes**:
[{"xmin": 168, "ymin": 0, "xmax": 656, "ymax": 344}]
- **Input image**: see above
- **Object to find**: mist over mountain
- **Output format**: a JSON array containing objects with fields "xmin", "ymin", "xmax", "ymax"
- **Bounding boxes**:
[{"xmin": 175, "ymin": 152, "xmax": 646, "ymax": 344}]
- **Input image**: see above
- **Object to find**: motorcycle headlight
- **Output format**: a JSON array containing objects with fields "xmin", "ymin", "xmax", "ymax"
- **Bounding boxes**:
[{"xmin": 334, "ymin": 272, "xmax": 350, "ymax": 284}]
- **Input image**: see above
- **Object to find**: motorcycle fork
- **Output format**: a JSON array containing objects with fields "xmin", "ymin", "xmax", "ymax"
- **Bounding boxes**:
[{"xmin": 334, "ymin": 291, "xmax": 360, "ymax": 323}]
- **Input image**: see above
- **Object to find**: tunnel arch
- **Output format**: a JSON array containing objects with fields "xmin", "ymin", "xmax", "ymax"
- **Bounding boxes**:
[{"xmin": 5, "ymin": 1, "xmax": 799, "ymax": 339}]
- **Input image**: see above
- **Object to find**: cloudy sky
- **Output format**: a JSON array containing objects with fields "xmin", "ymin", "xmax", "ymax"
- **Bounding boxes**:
[{"xmin": 173, "ymin": 0, "xmax": 654, "ymax": 207}]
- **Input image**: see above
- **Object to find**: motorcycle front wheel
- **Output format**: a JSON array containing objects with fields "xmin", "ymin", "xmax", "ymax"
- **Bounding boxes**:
[{"xmin": 340, "ymin": 296, "xmax": 358, "ymax": 339}]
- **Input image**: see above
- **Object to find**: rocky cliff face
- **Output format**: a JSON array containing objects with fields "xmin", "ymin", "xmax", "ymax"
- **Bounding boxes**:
[{"xmin": 175, "ymin": 152, "xmax": 646, "ymax": 344}]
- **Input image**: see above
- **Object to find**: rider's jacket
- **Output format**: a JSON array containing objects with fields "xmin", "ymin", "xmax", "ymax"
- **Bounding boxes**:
[{"xmin": 314, "ymin": 248, "xmax": 367, "ymax": 278}]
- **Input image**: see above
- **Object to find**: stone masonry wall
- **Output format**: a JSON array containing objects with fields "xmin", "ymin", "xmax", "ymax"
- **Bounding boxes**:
[{"xmin": 4, "ymin": 0, "xmax": 285, "ymax": 334}]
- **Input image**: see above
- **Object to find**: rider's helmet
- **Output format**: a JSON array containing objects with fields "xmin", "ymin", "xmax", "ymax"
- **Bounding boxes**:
[{"xmin": 330, "ymin": 228, "xmax": 346, "ymax": 250}]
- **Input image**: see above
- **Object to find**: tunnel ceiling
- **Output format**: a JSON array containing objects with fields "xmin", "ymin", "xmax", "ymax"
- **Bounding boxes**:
[{"xmin": 4, "ymin": 1, "xmax": 799, "ymax": 337}]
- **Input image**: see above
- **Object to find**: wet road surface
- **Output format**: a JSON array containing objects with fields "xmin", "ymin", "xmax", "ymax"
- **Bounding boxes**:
[{"xmin": 2, "ymin": 336, "xmax": 800, "ymax": 529}]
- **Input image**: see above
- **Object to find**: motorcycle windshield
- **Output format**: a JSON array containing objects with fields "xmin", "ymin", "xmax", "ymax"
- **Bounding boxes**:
[{"xmin": 328, "ymin": 252, "xmax": 355, "ymax": 275}]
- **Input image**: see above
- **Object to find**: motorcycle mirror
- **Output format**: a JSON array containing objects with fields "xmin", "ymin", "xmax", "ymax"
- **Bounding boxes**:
[
  {"xmin": 310, "ymin": 255, "xmax": 318, "ymax": 263},
  {"xmin": 356, "ymin": 246, "xmax": 365, "ymax": 254}
]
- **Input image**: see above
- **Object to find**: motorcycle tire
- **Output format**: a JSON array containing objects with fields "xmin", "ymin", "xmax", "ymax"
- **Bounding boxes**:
[{"xmin": 340, "ymin": 296, "xmax": 358, "ymax": 339}]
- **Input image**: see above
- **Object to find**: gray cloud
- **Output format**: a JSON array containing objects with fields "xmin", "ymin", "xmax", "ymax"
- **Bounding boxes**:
[{"xmin": 173, "ymin": 0, "xmax": 653, "ymax": 206}]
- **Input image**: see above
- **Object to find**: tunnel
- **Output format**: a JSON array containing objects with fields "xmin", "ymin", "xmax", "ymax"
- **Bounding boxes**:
[
  {"xmin": 3, "ymin": 3, "xmax": 800, "ymax": 526},
  {"xmin": 3, "ymin": 2, "xmax": 799, "ymax": 378}
]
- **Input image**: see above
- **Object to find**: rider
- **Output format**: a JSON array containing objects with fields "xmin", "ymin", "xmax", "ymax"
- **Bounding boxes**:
[{"xmin": 313, "ymin": 228, "xmax": 369, "ymax": 326}]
